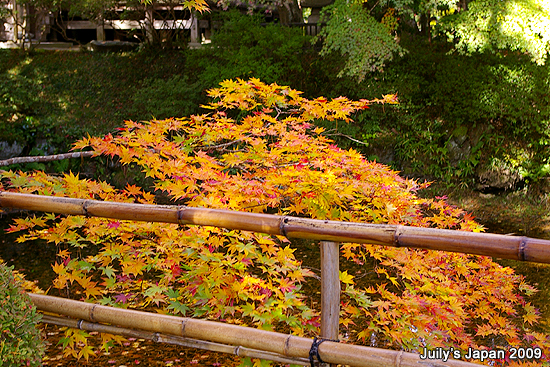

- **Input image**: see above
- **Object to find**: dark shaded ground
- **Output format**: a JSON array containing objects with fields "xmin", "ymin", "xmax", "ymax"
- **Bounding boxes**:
[
  {"xmin": 445, "ymin": 187, "xmax": 550, "ymax": 333},
  {"xmin": 40, "ymin": 323, "xmax": 241, "ymax": 367}
]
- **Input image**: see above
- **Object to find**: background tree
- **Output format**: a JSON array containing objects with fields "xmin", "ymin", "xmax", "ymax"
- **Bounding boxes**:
[
  {"xmin": 438, "ymin": 0, "xmax": 550, "ymax": 65},
  {"xmin": 315, "ymin": 0, "xmax": 406, "ymax": 81},
  {"xmin": 315, "ymin": 0, "xmax": 550, "ymax": 81}
]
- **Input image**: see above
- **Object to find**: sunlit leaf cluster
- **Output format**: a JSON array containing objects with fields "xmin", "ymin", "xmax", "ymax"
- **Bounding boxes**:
[
  {"xmin": 1, "ymin": 78, "xmax": 549, "ymax": 365},
  {"xmin": 438, "ymin": 0, "xmax": 550, "ymax": 65},
  {"xmin": 315, "ymin": 0, "xmax": 406, "ymax": 82}
]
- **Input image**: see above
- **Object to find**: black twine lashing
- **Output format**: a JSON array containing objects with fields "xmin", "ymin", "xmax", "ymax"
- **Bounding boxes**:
[{"xmin": 309, "ymin": 336, "xmax": 338, "ymax": 367}]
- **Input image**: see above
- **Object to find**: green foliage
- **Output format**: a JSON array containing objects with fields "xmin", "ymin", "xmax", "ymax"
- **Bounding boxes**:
[
  {"xmin": 1, "ymin": 29, "xmax": 549, "ymax": 187},
  {"xmin": 189, "ymin": 11, "xmax": 311, "ymax": 89},
  {"xmin": 0, "ymin": 60, "xmax": 61, "ymax": 151},
  {"xmin": 129, "ymin": 75, "xmax": 203, "ymax": 119},
  {"xmin": 316, "ymin": 0, "xmax": 406, "ymax": 82},
  {"xmin": 0, "ymin": 73, "xmax": 42, "ymax": 141},
  {"xmin": 0, "ymin": 49, "xmax": 195, "ymax": 147},
  {"xmin": 65, "ymin": 0, "xmax": 118, "ymax": 20},
  {"xmin": 306, "ymin": 41, "xmax": 550, "ymax": 185},
  {"xmin": 438, "ymin": 0, "xmax": 550, "ymax": 65},
  {"xmin": 0, "ymin": 262, "xmax": 45, "ymax": 367},
  {"xmin": 386, "ymin": 45, "xmax": 550, "ymax": 183},
  {"xmin": 310, "ymin": 0, "xmax": 550, "ymax": 83}
]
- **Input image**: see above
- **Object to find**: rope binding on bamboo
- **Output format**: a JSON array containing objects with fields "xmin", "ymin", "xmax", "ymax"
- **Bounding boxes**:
[{"xmin": 309, "ymin": 337, "xmax": 338, "ymax": 367}]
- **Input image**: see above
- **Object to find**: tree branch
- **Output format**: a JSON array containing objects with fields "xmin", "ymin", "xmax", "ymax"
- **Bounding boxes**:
[
  {"xmin": 197, "ymin": 139, "xmax": 242, "ymax": 150},
  {"xmin": 0, "ymin": 151, "xmax": 95, "ymax": 167},
  {"xmin": 323, "ymin": 132, "xmax": 369, "ymax": 146}
]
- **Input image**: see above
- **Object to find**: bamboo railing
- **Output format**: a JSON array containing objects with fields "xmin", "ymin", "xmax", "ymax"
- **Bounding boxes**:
[
  {"xmin": 2, "ymin": 191, "xmax": 548, "ymax": 367},
  {"xmin": 31, "ymin": 294, "xmax": 479, "ymax": 367},
  {"xmin": 40, "ymin": 313, "xmax": 311, "ymax": 366},
  {"xmin": 1, "ymin": 192, "xmax": 549, "ymax": 263}
]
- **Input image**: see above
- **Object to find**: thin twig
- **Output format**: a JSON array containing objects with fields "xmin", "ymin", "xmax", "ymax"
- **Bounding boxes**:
[
  {"xmin": 323, "ymin": 133, "xmax": 369, "ymax": 146},
  {"xmin": 197, "ymin": 139, "xmax": 242, "ymax": 150}
]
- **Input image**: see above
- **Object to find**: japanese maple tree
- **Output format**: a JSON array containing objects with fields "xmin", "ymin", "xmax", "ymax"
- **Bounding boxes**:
[{"xmin": 1, "ymin": 78, "xmax": 548, "ymax": 366}]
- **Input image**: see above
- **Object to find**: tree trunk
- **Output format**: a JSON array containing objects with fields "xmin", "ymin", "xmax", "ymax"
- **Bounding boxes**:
[{"xmin": 277, "ymin": 0, "xmax": 303, "ymax": 25}]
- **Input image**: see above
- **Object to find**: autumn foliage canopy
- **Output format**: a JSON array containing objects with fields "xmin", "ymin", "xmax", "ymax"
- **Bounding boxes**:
[{"xmin": 1, "ymin": 79, "xmax": 548, "ymax": 365}]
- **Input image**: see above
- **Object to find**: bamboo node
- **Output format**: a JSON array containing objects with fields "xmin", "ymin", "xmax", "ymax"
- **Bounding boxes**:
[
  {"xmin": 518, "ymin": 237, "xmax": 528, "ymax": 261},
  {"xmin": 89, "ymin": 304, "xmax": 97, "ymax": 322},
  {"xmin": 279, "ymin": 217, "xmax": 289, "ymax": 238},
  {"xmin": 394, "ymin": 350, "xmax": 404, "ymax": 367},
  {"xmin": 234, "ymin": 345, "xmax": 241, "ymax": 356},
  {"xmin": 77, "ymin": 319, "xmax": 84, "ymax": 330},
  {"xmin": 283, "ymin": 334, "xmax": 291, "ymax": 356},
  {"xmin": 82, "ymin": 200, "xmax": 90, "ymax": 217},
  {"xmin": 177, "ymin": 206, "xmax": 185, "ymax": 225},
  {"xmin": 393, "ymin": 227, "xmax": 403, "ymax": 248},
  {"xmin": 181, "ymin": 318, "xmax": 187, "ymax": 335}
]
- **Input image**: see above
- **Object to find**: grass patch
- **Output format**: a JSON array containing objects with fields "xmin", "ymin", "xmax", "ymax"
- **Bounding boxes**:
[{"xmin": 0, "ymin": 48, "xmax": 200, "ymax": 152}]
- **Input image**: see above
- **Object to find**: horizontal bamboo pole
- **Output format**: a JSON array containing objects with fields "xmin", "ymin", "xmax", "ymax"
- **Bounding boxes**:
[
  {"xmin": 40, "ymin": 314, "xmax": 310, "ymax": 366},
  {"xmin": 32, "ymin": 294, "xmax": 479, "ymax": 367},
  {"xmin": 2, "ymin": 192, "xmax": 550, "ymax": 263}
]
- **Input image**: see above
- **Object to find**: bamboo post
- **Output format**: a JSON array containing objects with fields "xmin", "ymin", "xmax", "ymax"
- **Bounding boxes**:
[
  {"xmin": 320, "ymin": 241, "xmax": 340, "ymax": 367},
  {"xmin": 30, "ymin": 294, "xmax": 481, "ymax": 367}
]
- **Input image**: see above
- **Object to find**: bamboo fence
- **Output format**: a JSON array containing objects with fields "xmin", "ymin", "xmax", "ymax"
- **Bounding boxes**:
[
  {"xmin": 40, "ymin": 314, "xmax": 311, "ymax": 366},
  {"xmin": 1, "ymin": 191, "xmax": 550, "ymax": 263},
  {"xmin": 2, "ymin": 191, "xmax": 548, "ymax": 366},
  {"xmin": 31, "ymin": 294, "xmax": 480, "ymax": 367}
]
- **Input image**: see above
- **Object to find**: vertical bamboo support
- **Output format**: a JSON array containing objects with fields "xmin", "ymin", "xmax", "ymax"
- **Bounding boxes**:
[{"xmin": 320, "ymin": 240, "xmax": 340, "ymax": 367}]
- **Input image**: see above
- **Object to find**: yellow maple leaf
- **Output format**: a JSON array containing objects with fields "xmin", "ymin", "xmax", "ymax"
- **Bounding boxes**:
[{"xmin": 339, "ymin": 270, "xmax": 355, "ymax": 285}]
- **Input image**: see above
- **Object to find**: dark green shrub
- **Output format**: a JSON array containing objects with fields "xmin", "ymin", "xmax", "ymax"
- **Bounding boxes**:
[
  {"xmin": 0, "ymin": 262, "xmax": 45, "ymax": 367},
  {"xmin": 0, "ymin": 73, "xmax": 43, "ymax": 143},
  {"xmin": 306, "ymin": 40, "xmax": 550, "ymax": 185},
  {"xmin": 189, "ymin": 11, "xmax": 312, "ymax": 91},
  {"xmin": 129, "ymin": 75, "xmax": 203, "ymax": 120}
]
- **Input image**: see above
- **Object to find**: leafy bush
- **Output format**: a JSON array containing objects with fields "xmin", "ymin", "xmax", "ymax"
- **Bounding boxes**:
[
  {"xmin": 189, "ymin": 11, "xmax": 311, "ymax": 91},
  {"xmin": 306, "ymin": 41, "xmax": 550, "ymax": 185},
  {"xmin": 0, "ymin": 262, "xmax": 45, "ymax": 367},
  {"xmin": 315, "ymin": 0, "xmax": 405, "ymax": 82},
  {"xmin": 129, "ymin": 75, "xmax": 203, "ymax": 120}
]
